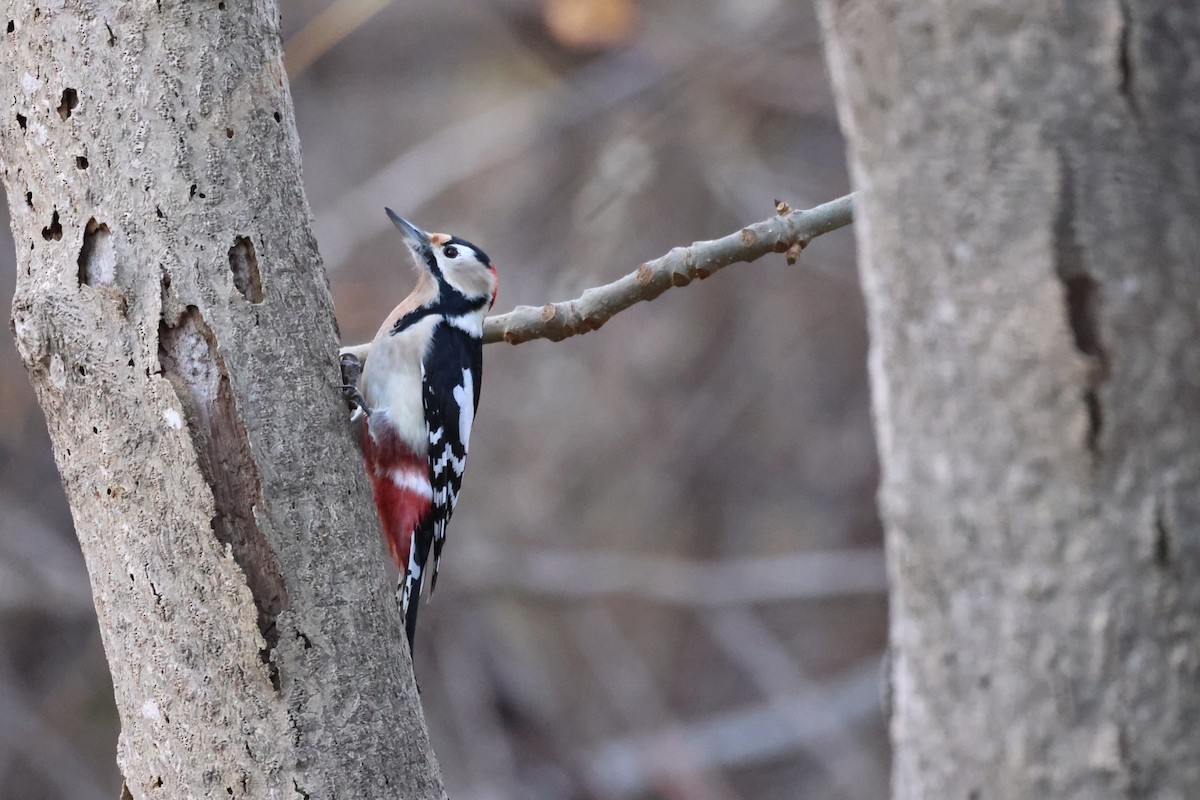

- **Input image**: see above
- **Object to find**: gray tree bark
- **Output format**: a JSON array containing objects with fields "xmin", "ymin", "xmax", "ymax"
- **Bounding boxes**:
[
  {"xmin": 817, "ymin": 2, "xmax": 1200, "ymax": 798},
  {"xmin": 1, "ymin": 1, "xmax": 445, "ymax": 798}
]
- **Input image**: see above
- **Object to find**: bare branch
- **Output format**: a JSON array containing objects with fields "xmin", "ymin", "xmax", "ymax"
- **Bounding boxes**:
[
  {"xmin": 340, "ymin": 194, "xmax": 854, "ymax": 366},
  {"xmin": 483, "ymin": 193, "xmax": 854, "ymax": 345}
]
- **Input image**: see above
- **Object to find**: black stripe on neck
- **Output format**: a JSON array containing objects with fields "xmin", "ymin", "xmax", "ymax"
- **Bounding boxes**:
[{"xmin": 391, "ymin": 293, "xmax": 488, "ymax": 335}]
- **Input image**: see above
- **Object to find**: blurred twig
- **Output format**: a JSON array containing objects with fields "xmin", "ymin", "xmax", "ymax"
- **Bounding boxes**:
[
  {"xmin": 315, "ymin": 48, "xmax": 671, "ymax": 271},
  {"xmin": 454, "ymin": 543, "xmax": 885, "ymax": 605},
  {"xmin": 582, "ymin": 656, "xmax": 882, "ymax": 799},
  {"xmin": 705, "ymin": 609, "xmax": 888, "ymax": 798},
  {"xmin": 0, "ymin": 492, "xmax": 94, "ymax": 615},
  {"xmin": 0, "ymin": 661, "xmax": 110, "ymax": 800},
  {"xmin": 283, "ymin": 0, "xmax": 393, "ymax": 77},
  {"xmin": 570, "ymin": 606, "xmax": 742, "ymax": 800},
  {"xmin": 434, "ymin": 612, "xmax": 521, "ymax": 800}
]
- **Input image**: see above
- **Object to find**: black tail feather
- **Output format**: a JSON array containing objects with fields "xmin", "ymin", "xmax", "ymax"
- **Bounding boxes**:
[
  {"xmin": 403, "ymin": 521, "xmax": 434, "ymax": 651},
  {"xmin": 404, "ymin": 581, "xmax": 422, "ymax": 651}
]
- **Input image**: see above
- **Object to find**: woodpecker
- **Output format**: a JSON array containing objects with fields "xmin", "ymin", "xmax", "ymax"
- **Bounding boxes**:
[{"xmin": 342, "ymin": 209, "xmax": 498, "ymax": 649}]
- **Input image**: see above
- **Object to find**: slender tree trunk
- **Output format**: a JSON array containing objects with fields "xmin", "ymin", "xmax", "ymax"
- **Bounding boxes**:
[
  {"xmin": 817, "ymin": 2, "xmax": 1200, "ymax": 798},
  {"xmin": 1, "ymin": 1, "xmax": 445, "ymax": 797}
]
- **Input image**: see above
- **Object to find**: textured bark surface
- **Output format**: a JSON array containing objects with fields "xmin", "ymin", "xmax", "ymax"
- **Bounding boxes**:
[
  {"xmin": 1, "ymin": 1, "xmax": 445, "ymax": 797},
  {"xmin": 818, "ymin": 2, "xmax": 1200, "ymax": 798}
]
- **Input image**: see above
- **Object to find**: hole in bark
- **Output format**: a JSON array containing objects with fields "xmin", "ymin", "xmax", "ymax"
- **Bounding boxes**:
[
  {"xmin": 219, "ymin": 1, "xmax": 225, "ymax": 8},
  {"xmin": 1054, "ymin": 153, "xmax": 1109, "ymax": 458},
  {"xmin": 1154, "ymin": 501, "xmax": 1171, "ymax": 568},
  {"xmin": 297, "ymin": 630, "xmax": 312, "ymax": 649},
  {"xmin": 57, "ymin": 87, "xmax": 78, "ymax": 120},
  {"xmin": 76, "ymin": 155, "xmax": 88, "ymax": 169},
  {"xmin": 273, "ymin": 110, "xmax": 281, "ymax": 123},
  {"xmin": 16, "ymin": 113, "xmax": 26, "ymax": 130},
  {"xmin": 1061, "ymin": 274, "xmax": 1104, "ymax": 362},
  {"xmin": 24, "ymin": 191, "xmax": 31, "ymax": 206},
  {"xmin": 1062, "ymin": 273, "xmax": 1107, "ymax": 454},
  {"xmin": 155, "ymin": 205, "xmax": 164, "ymax": 219},
  {"xmin": 1118, "ymin": 20, "xmax": 1133, "ymax": 97},
  {"xmin": 151, "ymin": 776, "xmax": 162, "ymax": 788},
  {"xmin": 5, "ymin": 20, "xmax": 12, "ymax": 33},
  {"xmin": 76, "ymin": 364, "xmax": 85, "ymax": 376},
  {"xmin": 225, "ymin": 126, "xmax": 233, "ymax": 138},
  {"xmin": 228, "ymin": 236, "xmax": 263, "ymax": 303},
  {"xmin": 77, "ymin": 218, "xmax": 115, "ymax": 286},
  {"xmin": 1116, "ymin": 1, "xmax": 1139, "ymax": 117},
  {"xmin": 41, "ymin": 210, "xmax": 61, "ymax": 240},
  {"xmin": 158, "ymin": 306, "xmax": 288, "ymax": 665},
  {"xmin": 1083, "ymin": 388, "xmax": 1103, "ymax": 455},
  {"xmin": 188, "ymin": 184, "xmax": 197, "ymax": 199}
]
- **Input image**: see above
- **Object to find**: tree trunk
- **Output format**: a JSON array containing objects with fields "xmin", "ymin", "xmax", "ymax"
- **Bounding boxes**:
[
  {"xmin": 817, "ymin": 2, "xmax": 1200, "ymax": 798},
  {"xmin": 1, "ymin": 2, "xmax": 445, "ymax": 797}
]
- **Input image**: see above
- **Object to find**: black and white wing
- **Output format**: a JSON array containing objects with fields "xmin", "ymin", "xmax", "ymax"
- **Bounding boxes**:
[{"xmin": 421, "ymin": 324, "xmax": 483, "ymax": 595}]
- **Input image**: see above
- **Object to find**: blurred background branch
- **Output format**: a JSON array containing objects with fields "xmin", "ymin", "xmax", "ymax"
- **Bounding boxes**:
[{"xmin": 454, "ymin": 543, "xmax": 885, "ymax": 605}]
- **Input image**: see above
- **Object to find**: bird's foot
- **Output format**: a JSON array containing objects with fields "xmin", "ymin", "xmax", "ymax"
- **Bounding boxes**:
[{"xmin": 339, "ymin": 353, "xmax": 369, "ymax": 417}]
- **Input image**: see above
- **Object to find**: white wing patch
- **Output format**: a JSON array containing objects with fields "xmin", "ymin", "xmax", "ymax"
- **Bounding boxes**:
[{"xmin": 453, "ymin": 367, "xmax": 474, "ymax": 454}]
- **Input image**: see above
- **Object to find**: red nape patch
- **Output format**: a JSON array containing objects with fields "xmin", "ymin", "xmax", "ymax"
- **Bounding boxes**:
[{"xmin": 361, "ymin": 419, "xmax": 431, "ymax": 571}]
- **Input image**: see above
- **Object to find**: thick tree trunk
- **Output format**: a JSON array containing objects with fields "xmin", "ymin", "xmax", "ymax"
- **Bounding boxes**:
[
  {"xmin": 1, "ymin": 2, "xmax": 445, "ymax": 797},
  {"xmin": 817, "ymin": 2, "xmax": 1200, "ymax": 798}
]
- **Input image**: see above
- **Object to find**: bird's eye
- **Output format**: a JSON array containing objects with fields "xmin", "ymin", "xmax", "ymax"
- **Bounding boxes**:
[{"xmin": 443, "ymin": 245, "xmax": 459, "ymax": 259}]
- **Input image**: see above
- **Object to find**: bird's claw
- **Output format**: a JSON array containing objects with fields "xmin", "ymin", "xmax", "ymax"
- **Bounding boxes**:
[
  {"xmin": 341, "ymin": 384, "xmax": 370, "ymax": 416},
  {"xmin": 340, "ymin": 353, "xmax": 369, "ymax": 416}
]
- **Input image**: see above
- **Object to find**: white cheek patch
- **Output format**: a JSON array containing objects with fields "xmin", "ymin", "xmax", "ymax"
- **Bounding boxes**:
[{"xmin": 439, "ymin": 249, "xmax": 495, "ymax": 304}]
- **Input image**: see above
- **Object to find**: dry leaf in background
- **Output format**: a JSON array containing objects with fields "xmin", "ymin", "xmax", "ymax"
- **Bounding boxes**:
[{"xmin": 542, "ymin": 0, "xmax": 638, "ymax": 50}]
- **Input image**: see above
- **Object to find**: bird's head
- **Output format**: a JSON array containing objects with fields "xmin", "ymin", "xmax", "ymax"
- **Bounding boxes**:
[{"xmin": 387, "ymin": 208, "xmax": 498, "ymax": 309}]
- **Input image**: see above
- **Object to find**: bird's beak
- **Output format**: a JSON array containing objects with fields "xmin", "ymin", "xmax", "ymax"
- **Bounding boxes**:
[{"xmin": 386, "ymin": 208, "xmax": 435, "ymax": 269}]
